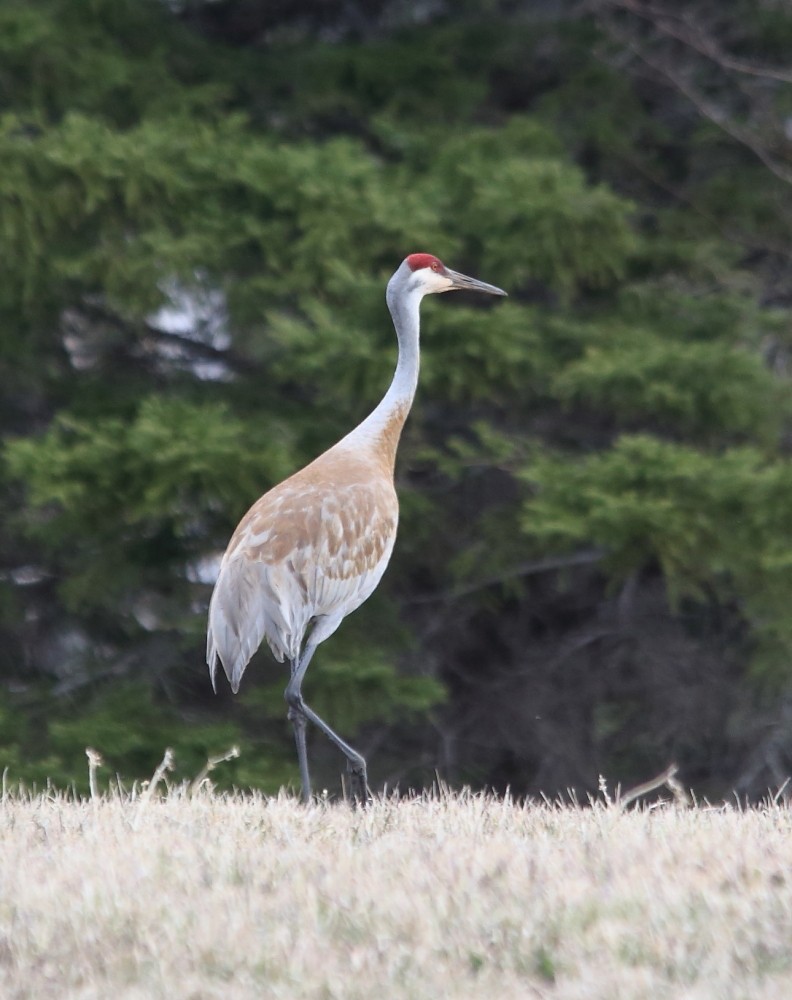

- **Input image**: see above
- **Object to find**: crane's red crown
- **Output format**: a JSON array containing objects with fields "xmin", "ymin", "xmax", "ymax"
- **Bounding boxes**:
[{"xmin": 406, "ymin": 253, "xmax": 445, "ymax": 273}]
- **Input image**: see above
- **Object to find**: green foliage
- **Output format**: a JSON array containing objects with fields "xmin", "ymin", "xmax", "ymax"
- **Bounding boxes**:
[
  {"xmin": 523, "ymin": 436, "xmax": 792, "ymax": 672},
  {"xmin": 0, "ymin": 0, "xmax": 224, "ymax": 123},
  {"xmin": 8, "ymin": 396, "xmax": 292, "ymax": 535},
  {"xmin": 420, "ymin": 303, "xmax": 546, "ymax": 404},
  {"xmin": 446, "ymin": 159, "xmax": 634, "ymax": 295},
  {"xmin": 5, "ymin": 397, "xmax": 294, "ymax": 612},
  {"xmin": 554, "ymin": 335, "xmax": 782, "ymax": 440}
]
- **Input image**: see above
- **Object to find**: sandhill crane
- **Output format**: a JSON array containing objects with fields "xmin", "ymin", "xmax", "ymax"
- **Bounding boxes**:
[{"xmin": 207, "ymin": 253, "xmax": 506, "ymax": 802}]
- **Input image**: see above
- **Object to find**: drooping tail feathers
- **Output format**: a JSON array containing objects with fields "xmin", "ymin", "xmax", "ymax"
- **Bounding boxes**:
[{"xmin": 206, "ymin": 556, "xmax": 301, "ymax": 693}]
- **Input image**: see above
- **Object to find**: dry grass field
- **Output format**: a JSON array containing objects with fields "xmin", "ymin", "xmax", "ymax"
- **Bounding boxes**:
[{"xmin": 2, "ymin": 777, "xmax": 792, "ymax": 999}]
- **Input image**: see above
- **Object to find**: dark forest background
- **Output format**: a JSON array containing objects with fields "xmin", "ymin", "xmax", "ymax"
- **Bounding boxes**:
[{"xmin": 1, "ymin": 0, "xmax": 791, "ymax": 799}]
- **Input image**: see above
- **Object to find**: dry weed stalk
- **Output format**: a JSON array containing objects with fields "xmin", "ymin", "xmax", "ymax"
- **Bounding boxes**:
[
  {"xmin": 131, "ymin": 748, "xmax": 175, "ymax": 830},
  {"xmin": 599, "ymin": 763, "xmax": 690, "ymax": 809},
  {"xmin": 85, "ymin": 747, "xmax": 104, "ymax": 802},
  {"xmin": 144, "ymin": 747, "xmax": 175, "ymax": 801},
  {"xmin": 189, "ymin": 745, "xmax": 240, "ymax": 795}
]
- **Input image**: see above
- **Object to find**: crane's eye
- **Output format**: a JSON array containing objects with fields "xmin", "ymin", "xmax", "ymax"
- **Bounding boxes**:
[{"xmin": 431, "ymin": 261, "xmax": 440, "ymax": 271}]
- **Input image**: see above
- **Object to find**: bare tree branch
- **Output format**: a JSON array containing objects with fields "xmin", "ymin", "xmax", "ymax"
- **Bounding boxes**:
[
  {"xmin": 602, "ymin": 0, "xmax": 792, "ymax": 84},
  {"xmin": 407, "ymin": 549, "xmax": 604, "ymax": 605},
  {"xmin": 590, "ymin": 0, "xmax": 792, "ymax": 186}
]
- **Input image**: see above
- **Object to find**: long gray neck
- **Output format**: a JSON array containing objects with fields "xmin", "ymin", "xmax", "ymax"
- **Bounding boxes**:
[
  {"xmin": 342, "ymin": 275, "xmax": 422, "ymax": 452},
  {"xmin": 382, "ymin": 281, "xmax": 421, "ymax": 411}
]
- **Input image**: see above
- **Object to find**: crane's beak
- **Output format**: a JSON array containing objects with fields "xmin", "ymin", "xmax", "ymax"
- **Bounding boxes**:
[{"xmin": 445, "ymin": 268, "xmax": 507, "ymax": 297}]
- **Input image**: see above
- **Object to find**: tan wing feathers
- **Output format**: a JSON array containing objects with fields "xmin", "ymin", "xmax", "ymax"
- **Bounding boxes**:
[
  {"xmin": 226, "ymin": 447, "xmax": 397, "ymax": 572},
  {"xmin": 207, "ymin": 444, "xmax": 399, "ymax": 690}
]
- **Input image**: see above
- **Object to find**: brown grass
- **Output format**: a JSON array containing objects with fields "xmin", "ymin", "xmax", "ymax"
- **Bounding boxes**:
[{"xmin": 2, "ymin": 782, "xmax": 792, "ymax": 998}]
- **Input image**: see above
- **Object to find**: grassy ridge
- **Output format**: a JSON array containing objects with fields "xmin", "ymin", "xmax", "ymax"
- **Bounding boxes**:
[{"xmin": 2, "ymin": 788, "xmax": 792, "ymax": 998}]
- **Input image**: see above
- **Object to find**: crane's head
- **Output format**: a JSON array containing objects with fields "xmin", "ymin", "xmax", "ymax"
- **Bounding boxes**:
[{"xmin": 397, "ymin": 253, "xmax": 507, "ymax": 298}]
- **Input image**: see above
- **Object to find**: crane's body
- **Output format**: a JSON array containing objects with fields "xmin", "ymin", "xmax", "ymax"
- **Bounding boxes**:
[{"xmin": 207, "ymin": 253, "xmax": 506, "ymax": 801}]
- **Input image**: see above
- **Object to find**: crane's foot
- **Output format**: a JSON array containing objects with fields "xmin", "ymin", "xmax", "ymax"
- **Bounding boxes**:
[{"xmin": 346, "ymin": 754, "xmax": 370, "ymax": 807}]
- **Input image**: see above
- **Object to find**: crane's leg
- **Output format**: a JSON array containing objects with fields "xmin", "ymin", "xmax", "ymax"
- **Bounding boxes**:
[
  {"xmin": 287, "ymin": 698, "xmax": 312, "ymax": 804},
  {"xmin": 285, "ymin": 644, "xmax": 370, "ymax": 804}
]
